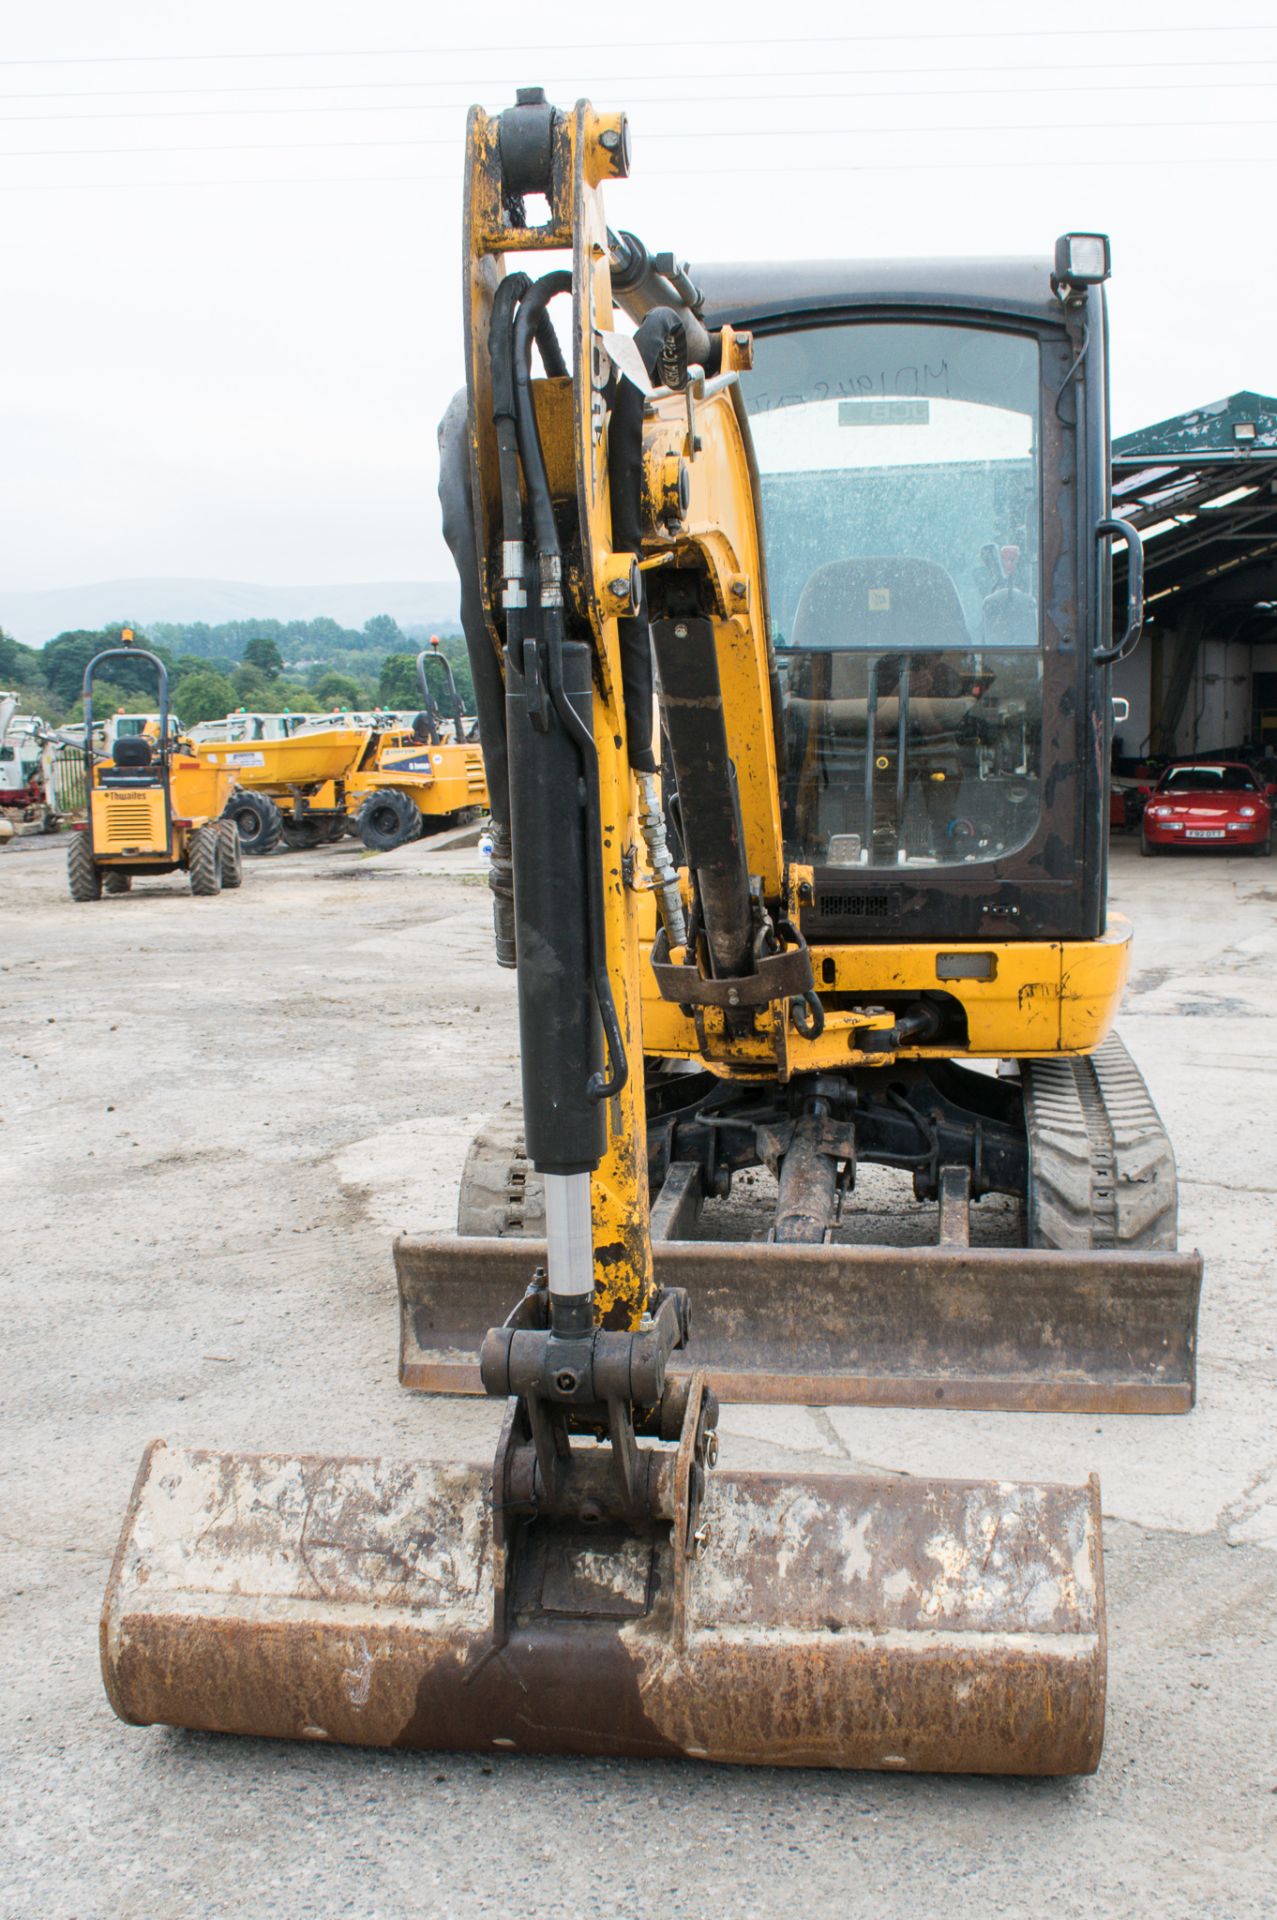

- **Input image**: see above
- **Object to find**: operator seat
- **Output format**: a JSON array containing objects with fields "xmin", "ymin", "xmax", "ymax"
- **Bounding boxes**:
[
  {"xmin": 784, "ymin": 557, "xmax": 974, "ymax": 859},
  {"xmin": 786, "ymin": 555, "xmax": 973, "ymax": 741},
  {"xmin": 102, "ymin": 735, "xmax": 159, "ymax": 785}
]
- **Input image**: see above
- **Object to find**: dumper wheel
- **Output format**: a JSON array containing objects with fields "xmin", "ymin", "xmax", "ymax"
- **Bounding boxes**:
[
  {"xmin": 1022, "ymin": 1031, "xmax": 1177, "ymax": 1251},
  {"xmin": 67, "ymin": 834, "xmax": 102, "ymax": 901},
  {"xmin": 223, "ymin": 791, "xmax": 282, "ymax": 856},
  {"xmin": 357, "ymin": 789, "xmax": 421, "ymax": 851},
  {"xmin": 188, "ymin": 824, "xmax": 223, "ymax": 896},
  {"xmin": 218, "ymin": 820, "xmax": 243, "ymax": 888},
  {"xmin": 457, "ymin": 1122, "xmax": 545, "ymax": 1236},
  {"xmin": 103, "ymin": 870, "xmax": 132, "ymax": 895}
]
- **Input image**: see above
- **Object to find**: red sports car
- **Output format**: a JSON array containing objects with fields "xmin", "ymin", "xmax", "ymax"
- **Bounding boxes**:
[{"xmin": 1141, "ymin": 761, "xmax": 1272, "ymax": 857}]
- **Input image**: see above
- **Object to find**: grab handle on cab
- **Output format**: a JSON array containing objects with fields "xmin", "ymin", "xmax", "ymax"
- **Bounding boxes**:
[{"xmin": 1094, "ymin": 516, "xmax": 1144, "ymax": 665}]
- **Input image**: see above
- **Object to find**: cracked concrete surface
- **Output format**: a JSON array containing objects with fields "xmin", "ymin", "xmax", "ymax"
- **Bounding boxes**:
[{"xmin": 1, "ymin": 834, "xmax": 1274, "ymax": 1919}]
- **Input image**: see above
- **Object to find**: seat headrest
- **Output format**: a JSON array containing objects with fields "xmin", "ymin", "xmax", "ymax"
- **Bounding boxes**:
[
  {"xmin": 113, "ymin": 736, "xmax": 153, "ymax": 767},
  {"xmin": 791, "ymin": 556, "xmax": 970, "ymax": 652}
]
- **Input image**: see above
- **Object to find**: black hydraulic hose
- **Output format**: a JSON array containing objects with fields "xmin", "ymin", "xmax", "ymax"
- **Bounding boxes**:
[
  {"xmin": 512, "ymin": 272, "xmax": 571, "ymax": 564},
  {"xmin": 511, "ymin": 270, "xmax": 627, "ymax": 1101},
  {"xmin": 533, "ymin": 307, "xmax": 567, "ymax": 380},
  {"xmin": 478, "ymin": 270, "xmax": 571, "ymax": 963},
  {"xmin": 607, "ymin": 307, "xmax": 688, "ymax": 778},
  {"xmin": 490, "ymin": 272, "xmax": 531, "ymax": 548}
]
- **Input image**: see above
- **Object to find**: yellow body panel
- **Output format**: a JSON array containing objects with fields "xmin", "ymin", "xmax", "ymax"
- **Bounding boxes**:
[
  {"xmin": 637, "ymin": 892, "xmax": 1130, "ymax": 1072},
  {"xmin": 89, "ymin": 755, "xmax": 231, "ymax": 864},
  {"xmin": 1060, "ymin": 918, "xmax": 1134, "ymax": 1050},
  {"xmin": 90, "ymin": 786, "xmax": 168, "ymax": 857},
  {"xmin": 168, "ymin": 756, "xmax": 233, "ymax": 824},
  {"xmin": 357, "ymin": 739, "xmax": 489, "ymax": 818},
  {"xmin": 196, "ymin": 730, "xmax": 369, "ymax": 789}
]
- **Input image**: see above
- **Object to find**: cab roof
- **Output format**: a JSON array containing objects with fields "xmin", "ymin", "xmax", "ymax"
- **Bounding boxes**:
[{"xmin": 697, "ymin": 256, "xmax": 1063, "ymax": 332}]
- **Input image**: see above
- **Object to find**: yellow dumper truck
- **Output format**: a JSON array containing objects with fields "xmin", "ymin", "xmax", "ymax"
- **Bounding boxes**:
[
  {"xmin": 67, "ymin": 646, "xmax": 241, "ymax": 899},
  {"xmin": 202, "ymin": 653, "xmax": 487, "ymax": 853}
]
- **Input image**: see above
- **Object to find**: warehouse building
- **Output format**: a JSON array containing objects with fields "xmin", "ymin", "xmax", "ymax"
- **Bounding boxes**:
[{"xmin": 1110, "ymin": 392, "xmax": 1277, "ymax": 770}]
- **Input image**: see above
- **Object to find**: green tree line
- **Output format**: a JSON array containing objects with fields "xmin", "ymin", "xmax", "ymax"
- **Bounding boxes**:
[{"xmin": 0, "ymin": 617, "xmax": 473, "ymax": 731}]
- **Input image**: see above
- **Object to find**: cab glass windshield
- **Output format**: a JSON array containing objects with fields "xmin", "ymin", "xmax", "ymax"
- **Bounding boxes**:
[{"xmin": 741, "ymin": 321, "xmax": 1043, "ymax": 870}]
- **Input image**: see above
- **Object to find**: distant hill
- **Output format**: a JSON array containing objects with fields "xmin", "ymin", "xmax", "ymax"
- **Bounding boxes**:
[{"xmin": 1, "ymin": 577, "xmax": 460, "ymax": 647}]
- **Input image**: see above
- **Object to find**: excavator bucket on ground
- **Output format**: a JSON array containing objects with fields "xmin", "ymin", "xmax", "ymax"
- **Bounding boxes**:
[{"xmin": 103, "ymin": 1429, "xmax": 1104, "ymax": 1774}]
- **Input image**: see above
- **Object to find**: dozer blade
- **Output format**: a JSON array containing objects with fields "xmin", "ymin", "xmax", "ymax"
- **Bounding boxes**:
[
  {"xmin": 396, "ymin": 1235, "xmax": 1201, "ymax": 1414},
  {"xmin": 102, "ymin": 1439, "xmax": 1105, "ymax": 1775}
]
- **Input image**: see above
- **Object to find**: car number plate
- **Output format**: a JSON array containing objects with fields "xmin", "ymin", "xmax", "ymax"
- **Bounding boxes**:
[{"xmin": 1185, "ymin": 829, "xmax": 1225, "ymax": 839}]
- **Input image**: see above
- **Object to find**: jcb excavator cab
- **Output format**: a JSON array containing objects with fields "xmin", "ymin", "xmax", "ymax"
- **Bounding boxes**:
[
  {"xmin": 703, "ymin": 255, "xmax": 1126, "ymax": 935},
  {"xmin": 69, "ymin": 646, "xmax": 242, "ymax": 900}
]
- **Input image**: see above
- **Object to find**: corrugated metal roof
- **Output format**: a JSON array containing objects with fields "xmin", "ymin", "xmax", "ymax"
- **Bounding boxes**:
[
  {"xmin": 1114, "ymin": 391, "xmax": 1277, "ymax": 461},
  {"xmin": 1109, "ymin": 391, "xmax": 1277, "ymax": 610}
]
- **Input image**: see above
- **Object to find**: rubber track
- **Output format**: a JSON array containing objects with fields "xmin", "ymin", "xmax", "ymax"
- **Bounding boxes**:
[
  {"xmin": 456, "ymin": 1125, "xmax": 545, "ymax": 1237},
  {"xmin": 1022, "ymin": 1031, "xmax": 1178, "ymax": 1251}
]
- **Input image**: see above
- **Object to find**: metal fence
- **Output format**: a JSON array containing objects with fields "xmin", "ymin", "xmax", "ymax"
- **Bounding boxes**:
[{"xmin": 46, "ymin": 745, "xmax": 88, "ymax": 818}]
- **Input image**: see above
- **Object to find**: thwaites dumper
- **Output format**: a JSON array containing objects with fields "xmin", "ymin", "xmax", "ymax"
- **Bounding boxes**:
[
  {"xmin": 203, "ymin": 651, "xmax": 487, "ymax": 854},
  {"xmin": 68, "ymin": 647, "xmax": 242, "ymax": 899},
  {"xmin": 342, "ymin": 648, "xmax": 488, "ymax": 848},
  {"xmin": 103, "ymin": 93, "xmax": 1200, "ymax": 1776}
]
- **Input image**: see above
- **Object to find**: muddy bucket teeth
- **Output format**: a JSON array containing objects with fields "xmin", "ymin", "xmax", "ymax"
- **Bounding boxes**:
[{"xmin": 102, "ymin": 1439, "xmax": 1105, "ymax": 1776}]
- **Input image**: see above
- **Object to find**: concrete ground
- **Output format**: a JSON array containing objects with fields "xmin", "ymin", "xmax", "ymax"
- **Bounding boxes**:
[{"xmin": 1, "ymin": 831, "xmax": 1274, "ymax": 1919}]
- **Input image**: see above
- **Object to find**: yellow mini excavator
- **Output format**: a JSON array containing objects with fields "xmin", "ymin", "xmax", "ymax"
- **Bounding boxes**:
[{"xmin": 102, "ymin": 92, "xmax": 1201, "ymax": 1776}]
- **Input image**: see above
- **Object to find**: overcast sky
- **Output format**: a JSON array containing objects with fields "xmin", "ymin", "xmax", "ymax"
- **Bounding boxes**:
[{"xmin": 3, "ymin": 0, "xmax": 1275, "ymax": 591}]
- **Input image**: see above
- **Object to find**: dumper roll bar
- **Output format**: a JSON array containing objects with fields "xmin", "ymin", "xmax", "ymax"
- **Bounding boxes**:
[
  {"xmin": 416, "ymin": 647, "xmax": 466, "ymax": 739},
  {"xmin": 81, "ymin": 648, "xmax": 170, "ymax": 778}
]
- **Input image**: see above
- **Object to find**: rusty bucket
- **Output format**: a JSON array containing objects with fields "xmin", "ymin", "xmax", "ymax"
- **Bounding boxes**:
[{"xmin": 103, "ymin": 1438, "xmax": 1105, "ymax": 1775}]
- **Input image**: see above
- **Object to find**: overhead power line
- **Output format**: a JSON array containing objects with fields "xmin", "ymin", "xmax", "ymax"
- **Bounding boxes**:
[
  {"xmin": 3, "ymin": 54, "xmax": 1274, "ymax": 103},
  {"xmin": 4, "ymin": 118, "xmax": 1271, "ymax": 162},
  {"xmin": 3, "ymin": 153, "xmax": 1275, "ymax": 194},
  {"xmin": 6, "ymin": 76, "xmax": 1276, "ymax": 125},
  {"xmin": 1, "ymin": 21, "xmax": 1275, "ymax": 67}
]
